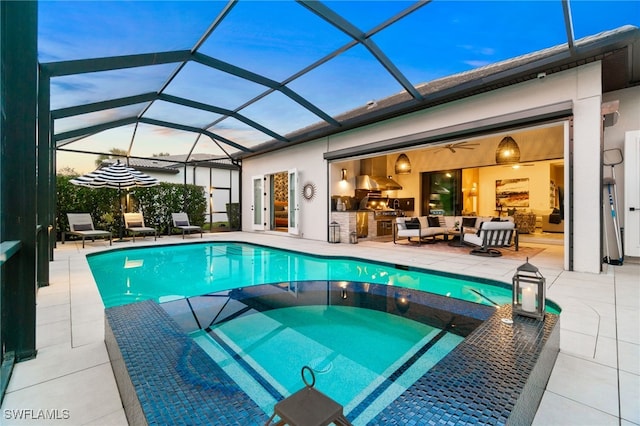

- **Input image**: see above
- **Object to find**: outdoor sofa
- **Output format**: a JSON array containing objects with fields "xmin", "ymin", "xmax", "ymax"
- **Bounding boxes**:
[{"xmin": 394, "ymin": 216, "xmax": 447, "ymax": 245}]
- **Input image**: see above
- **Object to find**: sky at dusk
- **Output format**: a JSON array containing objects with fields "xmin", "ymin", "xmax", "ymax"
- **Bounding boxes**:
[{"xmin": 37, "ymin": 0, "xmax": 640, "ymax": 174}]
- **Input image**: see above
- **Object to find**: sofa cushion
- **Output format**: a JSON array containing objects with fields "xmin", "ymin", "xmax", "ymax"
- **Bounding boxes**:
[
  {"xmin": 427, "ymin": 216, "xmax": 441, "ymax": 227},
  {"xmin": 405, "ymin": 218, "xmax": 420, "ymax": 229},
  {"xmin": 549, "ymin": 208, "xmax": 562, "ymax": 224},
  {"xmin": 462, "ymin": 217, "xmax": 477, "ymax": 228}
]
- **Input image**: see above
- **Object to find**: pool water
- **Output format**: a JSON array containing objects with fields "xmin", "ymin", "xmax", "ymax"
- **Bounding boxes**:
[
  {"xmin": 192, "ymin": 305, "xmax": 462, "ymax": 423},
  {"xmin": 87, "ymin": 241, "xmax": 527, "ymax": 310}
]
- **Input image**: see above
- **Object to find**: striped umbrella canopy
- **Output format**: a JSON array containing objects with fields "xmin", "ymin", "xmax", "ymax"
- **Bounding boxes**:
[
  {"xmin": 70, "ymin": 160, "xmax": 159, "ymax": 189},
  {"xmin": 70, "ymin": 160, "xmax": 159, "ymax": 240}
]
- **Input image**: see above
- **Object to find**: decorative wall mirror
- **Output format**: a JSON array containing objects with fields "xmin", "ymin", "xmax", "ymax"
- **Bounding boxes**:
[{"xmin": 302, "ymin": 183, "xmax": 316, "ymax": 201}]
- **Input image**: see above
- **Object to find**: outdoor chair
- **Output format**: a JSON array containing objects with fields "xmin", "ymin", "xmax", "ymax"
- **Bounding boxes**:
[
  {"xmin": 462, "ymin": 220, "xmax": 517, "ymax": 257},
  {"xmin": 65, "ymin": 213, "xmax": 112, "ymax": 248},
  {"xmin": 172, "ymin": 212, "xmax": 202, "ymax": 238},
  {"xmin": 124, "ymin": 212, "xmax": 157, "ymax": 242}
]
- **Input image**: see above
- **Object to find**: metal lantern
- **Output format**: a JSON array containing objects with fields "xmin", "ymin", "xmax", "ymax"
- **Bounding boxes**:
[
  {"xmin": 512, "ymin": 258, "xmax": 546, "ymax": 320},
  {"xmin": 329, "ymin": 221, "xmax": 340, "ymax": 243}
]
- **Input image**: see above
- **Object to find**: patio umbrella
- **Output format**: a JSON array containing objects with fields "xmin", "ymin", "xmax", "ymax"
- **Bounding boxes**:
[{"xmin": 70, "ymin": 160, "xmax": 159, "ymax": 240}]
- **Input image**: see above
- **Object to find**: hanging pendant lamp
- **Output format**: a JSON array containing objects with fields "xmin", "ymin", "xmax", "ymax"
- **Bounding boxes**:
[
  {"xmin": 395, "ymin": 153, "xmax": 411, "ymax": 174},
  {"xmin": 495, "ymin": 136, "xmax": 520, "ymax": 164}
]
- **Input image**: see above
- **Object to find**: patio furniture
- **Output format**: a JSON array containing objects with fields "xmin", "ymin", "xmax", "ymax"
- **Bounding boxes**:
[
  {"xmin": 265, "ymin": 367, "xmax": 351, "ymax": 426},
  {"xmin": 65, "ymin": 213, "xmax": 112, "ymax": 248},
  {"xmin": 124, "ymin": 212, "xmax": 157, "ymax": 242},
  {"xmin": 513, "ymin": 211, "xmax": 537, "ymax": 234},
  {"xmin": 172, "ymin": 212, "xmax": 202, "ymax": 238},
  {"xmin": 394, "ymin": 216, "xmax": 446, "ymax": 245},
  {"xmin": 463, "ymin": 220, "xmax": 517, "ymax": 257},
  {"xmin": 542, "ymin": 213, "xmax": 564, "ymax": 233}
]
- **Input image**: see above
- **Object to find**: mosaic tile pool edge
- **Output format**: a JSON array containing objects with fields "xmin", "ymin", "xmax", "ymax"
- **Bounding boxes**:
[
  {"xmin": 105, "ymin": 301, "xmax": 268, "ymax": 425},
  {"xmin": 105, "ymin": 301, "xmax": 559, "ymax": 425}
]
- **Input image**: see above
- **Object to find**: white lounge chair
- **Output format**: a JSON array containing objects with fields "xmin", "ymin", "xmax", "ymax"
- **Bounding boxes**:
[
  {"xmin": 124, "ymin": 212, "xmax": 157, "ymax": 242},
  {"xmin": 463, "ymin": 220, "xmax": 517, "ymax": 257},
  {"xmin": 65, "ymin": 213, "xmax": 112, "ymax": 248},
  {"xmin": 172, "ymin": 212, "xmax": 202, "ymax": 238}
]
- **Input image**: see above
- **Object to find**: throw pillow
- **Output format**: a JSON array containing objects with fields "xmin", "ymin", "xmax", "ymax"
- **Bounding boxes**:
[
  {"xmin": 405, "ymin": 218, "xmax": 420, "ymax": 229},
  {"xmin": 427, "ymin": 216, "xmax": 441, "ymax": 227},
  {"xmin": 549, "ymin": 213, "xmax": 562, "ymax": 224},
  {"xmin": 462, "ymin": 217, "xmax": 476, "ymax": 228},
  {"xmin": 128, "ymin": 221, "xmax": 142, "ymax": 228},
  {"xmin": 175, "ymin": 220, "xmax": 189, "ymax": 226},
  {"xmin": 491, "ymin": 217, "xmax": 501, "ymax": 222},
  {"xmin": 73, "ymin": 223, "xmax": 92, "ymax": 231}
]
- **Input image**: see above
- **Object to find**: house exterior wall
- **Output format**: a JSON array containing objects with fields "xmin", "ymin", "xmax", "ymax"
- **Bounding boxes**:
[
  {"xmin": 241, "ymin": 141, "xmax": 327, "ymax": 239},
  {"xmin": 241, "ymin": 61, "xmax": 639, "ymax": 273},
  {"xmin": 603, "ymin": 85, "xmax": 640, "ymax": 230}
]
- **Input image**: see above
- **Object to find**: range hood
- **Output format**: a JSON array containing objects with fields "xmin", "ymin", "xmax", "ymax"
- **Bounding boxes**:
[{"xmin": 356, "ymin": 158, "xmax": 402, "ymax": 191}]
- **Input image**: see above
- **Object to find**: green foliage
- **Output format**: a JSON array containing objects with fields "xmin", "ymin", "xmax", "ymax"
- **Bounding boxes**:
[
  {"xmin": 226, "ymin": 203, "xmax": 240, "ymax": 230},
  {"xmin": 130, "ymin": 183, "xmax": 206, "ymax": 235},
  {"xmin": 56, "ymin": 175, "xmax": 121, "ymax": 236},
  {"xmin": 57, "ymin": 176, "xmax": 207, "ymax": 239}
]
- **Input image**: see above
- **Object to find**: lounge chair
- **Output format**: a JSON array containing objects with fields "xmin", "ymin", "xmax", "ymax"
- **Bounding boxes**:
[
  {"xmin": 124, "ymin": 212, "xmax": 157, "ymax": 242},
  {"xmin": 462, "ymin": 220, "xmax": 517, "ymax": 257},
  {"xmin": 172, "ymin": 212, "xmax": 202, "ymax": 238},
  {"xmin": 65, "ymin": 213, "xmax": 112, "ymax": 248}
]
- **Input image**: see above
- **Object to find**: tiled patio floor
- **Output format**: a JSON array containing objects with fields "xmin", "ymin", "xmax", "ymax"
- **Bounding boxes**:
[{"xmin": 1, "ymin": 232, "xmax": 638, "ymax": 425}]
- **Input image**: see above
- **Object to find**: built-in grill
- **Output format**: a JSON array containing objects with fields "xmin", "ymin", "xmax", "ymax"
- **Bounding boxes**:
[{"xmin": 373, "ymin": 209, "xmax": 402, "ymax": 237}]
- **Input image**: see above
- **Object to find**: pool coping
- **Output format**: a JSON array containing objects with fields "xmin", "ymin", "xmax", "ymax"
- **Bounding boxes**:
[{"xmin": 105, "ymin": 283, "xmax": 559, "ymax": 425}]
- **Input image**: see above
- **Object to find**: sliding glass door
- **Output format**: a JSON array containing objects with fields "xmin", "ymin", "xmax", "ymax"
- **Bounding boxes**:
[{"xmin": 421, "ymin": 170, "xmax": 462, "ymax": 216}]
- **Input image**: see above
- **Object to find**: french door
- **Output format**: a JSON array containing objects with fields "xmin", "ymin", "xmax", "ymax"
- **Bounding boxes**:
[
  {"xmin": 251, "ymin": 175, "xmax": 265, "ymax": 230},
  {"xmin": 288, "ymin": 168, "xmax": 299, "ymax": 235}
]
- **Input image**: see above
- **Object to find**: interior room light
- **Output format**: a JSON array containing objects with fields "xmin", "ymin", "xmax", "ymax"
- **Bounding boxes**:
[
  {"xmin": 395, "ymin": 153, "xmax": 411, "ymax": 174},
  {"xmin": 496, "ymin": 136, "xmax": 521, "ymax": 164},
  {"xmin": 341, "ymin": 168, "xmax": 347, "ymax": 181}
]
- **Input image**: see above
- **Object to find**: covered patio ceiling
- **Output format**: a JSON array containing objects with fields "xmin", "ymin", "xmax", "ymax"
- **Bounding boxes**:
[{"xmin": 39, "ymin": 0, "xmax": 639, "ymax": 170}]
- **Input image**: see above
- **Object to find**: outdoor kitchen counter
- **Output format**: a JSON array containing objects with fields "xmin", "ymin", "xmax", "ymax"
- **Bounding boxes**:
[
  {"xmin": 330, "ymin": 210, "xmax": 402, "ymax": 242},
  {"xmin": 330, "ymin": 211, "xmax": 377, "ymax": 242}
]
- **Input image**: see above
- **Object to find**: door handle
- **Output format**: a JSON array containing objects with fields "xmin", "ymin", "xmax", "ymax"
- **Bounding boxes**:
[{"xmin": 631, "ymin": 207, "xmax": 638, "ymax": 211}]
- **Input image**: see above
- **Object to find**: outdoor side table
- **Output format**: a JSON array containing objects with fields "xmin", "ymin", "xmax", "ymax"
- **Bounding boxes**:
[{"xmin": 265, "ymin": 367, "xmax": 352, "ymax": 426}]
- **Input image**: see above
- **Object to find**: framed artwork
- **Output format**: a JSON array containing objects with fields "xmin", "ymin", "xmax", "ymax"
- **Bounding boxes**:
[{"xmin": 496, "ymin": 178, "xmax": 529, "ymax": 207}]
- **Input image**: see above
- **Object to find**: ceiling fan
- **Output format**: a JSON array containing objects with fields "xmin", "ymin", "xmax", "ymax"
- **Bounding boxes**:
[{"xmin": 434, "ymin": 141, "xmax": 479, "ymax": 153}]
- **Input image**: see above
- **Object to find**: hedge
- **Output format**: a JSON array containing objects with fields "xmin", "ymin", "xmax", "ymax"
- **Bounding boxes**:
[{"xmin": 57, "ymin": 175, "xmax": 207, "ymax": 238}]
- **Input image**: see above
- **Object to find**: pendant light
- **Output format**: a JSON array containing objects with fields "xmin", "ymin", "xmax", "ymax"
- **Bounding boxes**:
[
  {"xmin": 495, "ymin": 136, "xmax": 520, "ymax": 164},
  {"xmin": 394, "ymin": 153, "xmax": 411, "ymax": 174}
]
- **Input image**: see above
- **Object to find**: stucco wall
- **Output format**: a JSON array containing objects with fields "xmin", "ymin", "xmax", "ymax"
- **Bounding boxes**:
[
  {"xmin": 242, "ymin": 140, "xmax": 328, "ymax": 239},
  {"xmin": 603, "ymin": 85, "xmax": 640, "ymax": 229},
  {"xmin": 241, "ymin": 61, "xmax": 640, "ymax": 273}
]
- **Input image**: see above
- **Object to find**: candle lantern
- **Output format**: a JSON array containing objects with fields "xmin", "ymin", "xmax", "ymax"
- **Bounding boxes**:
[
  {"xmin": 512, "ymin": 258, "xmax": 545, "ymax": 320},
  {"xmin": 328, "ymin": 221, "xmax": 340, "ymax": 243}
]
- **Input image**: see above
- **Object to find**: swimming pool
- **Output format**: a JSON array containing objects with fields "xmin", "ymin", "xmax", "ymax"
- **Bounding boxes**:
[
  {"xmin": 88, "ymin": 241, "xmax": 557, "ymax": 311},
  {"xmin": 98, "ymin": 241, "xmax": 561, "ymax": 425},
  {"xmin": 159, "ymin": 280, "xmax": 481, "ymax": 423}
]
